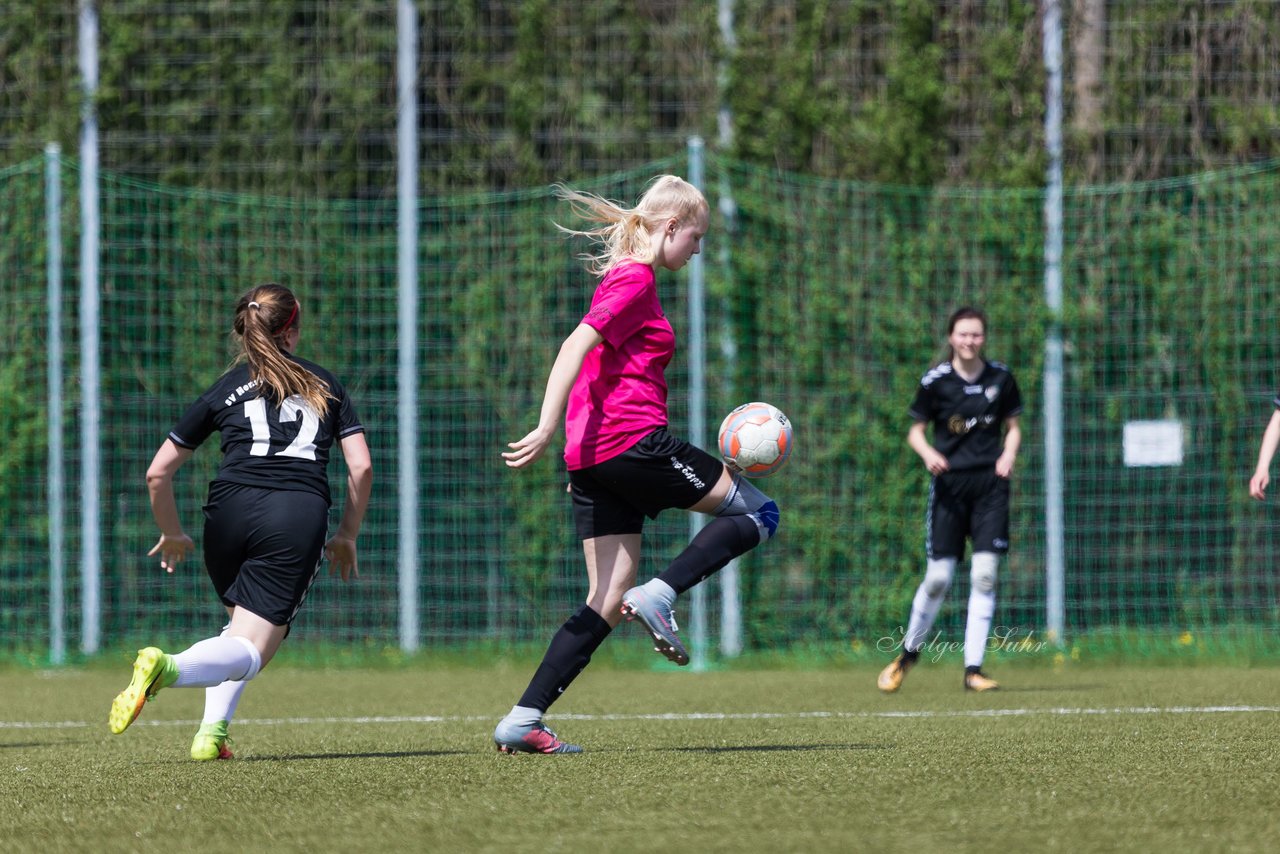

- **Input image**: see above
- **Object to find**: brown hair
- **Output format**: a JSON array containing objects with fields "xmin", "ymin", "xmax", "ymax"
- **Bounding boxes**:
[
  {"xmin": 938, "ymin": 305, "xmax": 989, "ymax": 362},
  {"xmin": 232, "ymin": 283, "xmax": 334, "ymax": 419}
]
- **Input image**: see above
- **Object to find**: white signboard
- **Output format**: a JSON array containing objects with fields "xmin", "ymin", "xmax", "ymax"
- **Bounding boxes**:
[{"xmin": 1123, "ymin": 420, "xmax": 1184, "ymax": 467}]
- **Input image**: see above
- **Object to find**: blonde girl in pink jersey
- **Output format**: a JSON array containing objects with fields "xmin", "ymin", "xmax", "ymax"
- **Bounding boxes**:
[{"xmin": 493, "ymin": 176, "xmax": 781, "ymax": 754}]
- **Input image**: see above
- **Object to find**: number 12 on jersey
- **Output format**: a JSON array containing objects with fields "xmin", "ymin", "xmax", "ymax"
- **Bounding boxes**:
[{"xmin": 243, "ymin": 396, "xmax": 319, "ymax": 460}]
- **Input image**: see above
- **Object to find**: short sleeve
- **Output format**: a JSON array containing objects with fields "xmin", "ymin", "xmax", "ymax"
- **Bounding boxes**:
[
  {"xmin": 1002, "ymin": 373, "xmax": 1024, "ymax": 419},
  {"xmin": 908, "ymin": 383, "xmax": 933, "ymax": 423},
  {"xmin": 334, "ymin": 384, "xmax": 364, "ymax": 439},
  {"xmin": 168, "ymin": 395, "xmax": 216, "ymax": 450},
  {"xmin": 581, "ymin": 263, "xmax": 653, "ymax": 349}
]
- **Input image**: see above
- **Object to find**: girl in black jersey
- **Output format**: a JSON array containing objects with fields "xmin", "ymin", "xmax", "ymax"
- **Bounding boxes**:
[
  {"xmin": 107, "ymin": 283, "xmax": 373, "ymax": 760},
  {"xmin": 877, "ymin": 306, "xmax": 1022, "ymax": 693}
]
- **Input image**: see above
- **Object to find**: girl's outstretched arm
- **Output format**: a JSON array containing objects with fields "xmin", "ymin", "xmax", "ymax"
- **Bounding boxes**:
[{"xmin": 503, "ymin": 322, "xmax": 603, "ymax": 469}]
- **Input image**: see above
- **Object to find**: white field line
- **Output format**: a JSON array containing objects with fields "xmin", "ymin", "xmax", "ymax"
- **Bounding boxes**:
[{"xmin": 3, "ymin": 705, "xmax": 1279, "ymax": 731}]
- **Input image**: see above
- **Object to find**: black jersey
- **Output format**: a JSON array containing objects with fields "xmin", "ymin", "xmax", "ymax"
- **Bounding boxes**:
[
  {"xmin": 909, "ymin": 360, "xmax": 1022, "ymax": 471},
  {"xmin": 168, "ymin": 358, "xmax": 364, "ymax": 504}
]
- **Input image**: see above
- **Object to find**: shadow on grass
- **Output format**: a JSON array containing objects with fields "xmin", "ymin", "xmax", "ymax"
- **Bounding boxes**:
[
  {"xmin": 661, "ymin": 743, "xmax": 891, "ymax": 754},
  {"xmin": 989, "ymin": 683, "xmax": 1109, "ymax": 693},
  {"xmin": 241, "ymin": 749, "xmax": 470, "ymax": 761}
]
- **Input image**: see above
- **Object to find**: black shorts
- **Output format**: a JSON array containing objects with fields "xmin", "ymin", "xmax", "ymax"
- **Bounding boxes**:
[
  {"xmin": 568, "ymin": 428, "xmax": 725, "ymax": 539},
  {"xmin": 925, "ymin": 468, "xmax": 1010, "ymax": 559},
  {"xmin": 202, "ymin": 480, "xmax": 329, "ymax": 626}
]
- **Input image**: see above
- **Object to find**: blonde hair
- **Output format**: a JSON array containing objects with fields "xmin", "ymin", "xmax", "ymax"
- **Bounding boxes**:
[
  {"xmin": 231, "ymin": 283, "xmax": 335, "ymax": 419},
  {"xmin": 553, "ymin": 175, "xmax": 709, "ymax": 276}
]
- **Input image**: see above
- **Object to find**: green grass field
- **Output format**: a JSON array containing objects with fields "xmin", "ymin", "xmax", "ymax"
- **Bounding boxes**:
[{"xmin": 3, "ymin": 659, "xmax": 1278, "ymax": 853}]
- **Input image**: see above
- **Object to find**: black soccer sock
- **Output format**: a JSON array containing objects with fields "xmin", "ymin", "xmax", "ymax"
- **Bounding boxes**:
[
  {"xmin": 657, "ymin": 514, "xmax": 763, "ymax": 596},
  {"xmin": 517, "ymin": 604, "xmax": 613, "ymax": 713}
]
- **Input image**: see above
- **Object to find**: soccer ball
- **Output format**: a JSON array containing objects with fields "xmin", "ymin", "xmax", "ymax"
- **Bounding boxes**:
[{"xmin": 717, "ymin": 401, "xmax": 793, "ymax": 478}]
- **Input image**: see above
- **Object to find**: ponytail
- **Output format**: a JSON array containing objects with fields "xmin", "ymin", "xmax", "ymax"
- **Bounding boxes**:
[{"xmin": 232, "ymin": 283, "xmax": 334, "ymax": 419}]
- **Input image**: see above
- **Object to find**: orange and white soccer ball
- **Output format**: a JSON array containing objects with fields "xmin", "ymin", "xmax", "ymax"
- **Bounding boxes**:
[{"xmin": 717, "ymin": 401, "xmax": 793, "ymax": 478}]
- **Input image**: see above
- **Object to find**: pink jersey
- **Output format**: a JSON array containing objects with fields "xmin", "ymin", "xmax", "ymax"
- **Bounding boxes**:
[{"xmin": 564, "ymin": 261, "xmax": 675, "ymax": 469}]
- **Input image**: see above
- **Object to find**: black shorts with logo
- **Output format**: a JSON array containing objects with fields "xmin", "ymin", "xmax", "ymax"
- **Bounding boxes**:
[
  {"xmin": 202, "ymin": 480, "xmax": 329, "ymax": 626},
  {"xmin": 925, "ymin": 468, "xmax": 1010, "ymax": 559},
  {"xmin": 568, "ymin": 428, "xmax": 724, "ymax": 539}
]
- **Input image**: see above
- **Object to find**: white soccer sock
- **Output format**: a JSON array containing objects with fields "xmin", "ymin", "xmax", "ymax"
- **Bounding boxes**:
[
  {"xmin": 505, "ymin": 705, "xmax": 543, "ymax": 727},
  {"xmin": 964, "ymin": 587, "xmax": 996, "ymax": 668},
  {"xmin": 904, "ymin": 589, "xmax": 943, "ymax": 652},
  {"xmin": 903, "ymin": 557, "xmax": 955, "ymax": 652},
  {"xmin": 643, "ymin": 577, "xmax": 677, "ymax": 606},
  {"xmin": 172, "ymin": 635, "xmax": 262, "ymax": 688},
  {"xmin": 200, "ymin": 625, "xmax": 250, "ymax": 723},
  {"xmin": 203, "ymin": 680, "xmax": 248, "ymax": 725}
]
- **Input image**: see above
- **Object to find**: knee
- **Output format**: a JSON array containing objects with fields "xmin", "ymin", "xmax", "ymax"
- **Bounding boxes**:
[
  {"xmin": 230, "ymin": 635, "xmax": 265, "ymax": 681},
  {"xmin": 971, "ymin": 552, "xmax": 999, "ymax": 593},
  {"xmin": 923, "ymin": 557, "xmax": 955, "ymax": 597},
  {"xmin": 753, "ymin": 500, "xmax": 780, "ymax": 541},
  {"xmin": 586, "ymin": 587, "xmax": 628, "ymax": 626},
  {"xmin": 716, "ymin": 475, "xmax": 779, "ymax": 541}
]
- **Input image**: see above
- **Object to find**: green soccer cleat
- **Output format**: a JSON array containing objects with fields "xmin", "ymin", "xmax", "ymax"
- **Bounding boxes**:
[
  {"xmin": 190, "ymin": 720, "xmax": 234, "ymax": 761},
  {"xmin": 108, "ymin": 647, "xmax": 179, "ymax": 735}
]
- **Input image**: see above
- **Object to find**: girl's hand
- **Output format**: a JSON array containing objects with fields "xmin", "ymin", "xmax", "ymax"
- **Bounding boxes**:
[
  {"xmin": 995, "ymin": 451, "xmax": 1016, "ymax": 479},
  {"xmin": 1250, "ymin": 470, "xmax": 1270, "ymax": 500},
  {"xmin": 922, "ymin": 448, "xmax": 950, "ymax": 476},
  {"xmin": 147, "ymin": 533, "xmax": 195, "ymax": 573},
  {"xmin": 324, "ymin": 535, "xmax": 360, "ymax": 581},
  {"xmin": 503, "ymin": 426, "xmax": 555, "ymax": 469}
]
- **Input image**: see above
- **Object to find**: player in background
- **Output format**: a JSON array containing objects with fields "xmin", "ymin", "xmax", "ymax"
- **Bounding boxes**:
[
  {"xmin": 108, "ymin": 283, "xmax": 372, "ymax": 760},
  {"xmin": 493, "ymin": 176, "xmax": 781, "ymax": 754},
  {"xmin": 1248, "ymin": 398, "xmax": 1280, "ymax": 501},
  {"xmin": 877, "ymin": 306, "xmax": 1022, "ymax": 693}
]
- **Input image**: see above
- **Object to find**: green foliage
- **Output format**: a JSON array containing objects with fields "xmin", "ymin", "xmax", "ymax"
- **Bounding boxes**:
[
  {"xmin": 0, "ymin": 1, "xmax": 80, "ymax": 158},
  {"xmin": 6, "ymin": 2, "xmax": 1280, "ymax": 657},
  {"xmin": 716, "ymin": 162, "xmax": 1051, "ymax": 641},
  {"xmin": 421, "ymin": 1, "xmax": 717, "ymax": 192},
  {"xmin": 7, "ymin": 151, "xmax": 1280, "ymax": 657},
  {"xmin": 6, "ymin": 2, "xmax": 1278, "ymax": 194},
  {"xmin": 854, "ymin": 0, "xmax": 947, "ymax": 185},
  {"xmin": 0, "ymin": 162, "xmax": 55, "ymax": 643},
  {"xmin": 943, "ymin": 1, "xmax": 1045, "ymax": 186}
]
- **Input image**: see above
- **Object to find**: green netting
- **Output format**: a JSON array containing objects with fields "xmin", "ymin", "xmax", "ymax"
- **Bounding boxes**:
[
  {"xmin": 0, "ymin": 158, "xmax": 51, "ymax": 659},
  {"xmin": 4, "ymin": 154, "xmax": 1280, "ymax": 664},
  {"xmin": 1060, "ymin": 165, "xmax": 1280, "ymax": 645}
]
